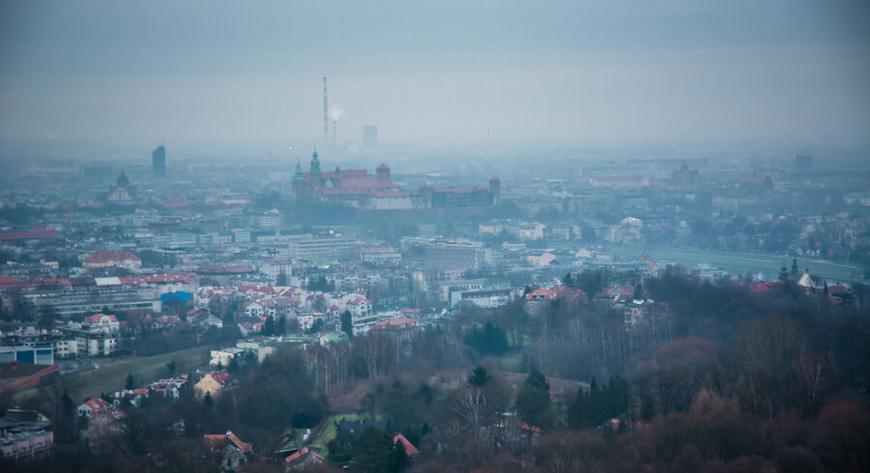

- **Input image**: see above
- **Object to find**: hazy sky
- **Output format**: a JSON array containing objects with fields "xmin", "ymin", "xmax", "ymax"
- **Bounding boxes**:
[{"xmin": 2, "ymin": 0, "xmax": 869, "ymax": 155}]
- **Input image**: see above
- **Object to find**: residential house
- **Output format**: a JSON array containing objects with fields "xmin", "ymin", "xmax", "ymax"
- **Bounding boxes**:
[
  {"xmin": 194, "ymin": 371, "xmax": 232, "ymax": 398},
  {"xmin": 284, "ymin": 447, "xmax": 325, "ymax": 471},
  {"xmin": 524, "ymin": 285, "xmax": 588, "ymax": 316},
  {"xmin": 85, "ymin": 313, "xmax": 120, "ymax": 334}
]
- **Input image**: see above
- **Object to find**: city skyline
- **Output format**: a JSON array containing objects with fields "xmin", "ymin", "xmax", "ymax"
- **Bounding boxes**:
[{"xmin": 1, "ymin": 0, "xmax": 869, "ymax": 157}]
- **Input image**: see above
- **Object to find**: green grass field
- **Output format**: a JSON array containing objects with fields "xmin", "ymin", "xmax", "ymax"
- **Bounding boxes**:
[
  {"xmin": 608, "ymin": 244, "xmax": 865, "ymax": 283},
  {"xmin": 66, "ymin": 344, "xmax": 213, "ymax": 399},
  {"xmin": 309, "ymin": 413, "xmax": 364, "ymax": 457}
]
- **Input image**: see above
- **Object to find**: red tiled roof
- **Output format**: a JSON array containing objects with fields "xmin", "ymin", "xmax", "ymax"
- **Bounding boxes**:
[
  {"xmin": 373, "ymin": 317, "xmax": 417, "ymax": 331},
  {"xmin": 210, "ymin": 371, "xmax": 232, "ymax": 385},
  {"xmin": 749, "ymin": 281, "xmax": 782, "ymax": 294},
  {"xmin": 87, "ymin": 313, "xmax": 119, "ymax": 323},
  {"xmin": 85, "ymin": 250, "xmax": 141, "ymax": 265},
  {"xmin": 84, "ymin": 398, "xmax": 110, "ymax": 411},
  {"xmin": 393, "ymin": 433, "xmax": 420, "ymax": 456},
  {"xmin": 525, "ymin": 285, "xmax": 587, "ymax": 303},
  {"xmin": 519, "ymin": 422, "xmax": 542, "ymax": 433},
  {"xmin": 203, "ymin": 430, "xmax": 252, "ymax": 454},
  {"xmin": 226, "ymin": 431, "xmax": 253, "ymax": 454},
  {"xmin": 0, "ymin": 230, "xmax": 61, "ymax": 241},
  {"xmin": 202, "ymin": 434, "xmax": 226, "ymax": 448},
  {"xmin": 0, "ymin": 276, "xmax": 20, "ymax": 286},
  {"xmin": 828, "ymin": 284, "xmax": 851, "ymax": 294},
  {"xmin": 350, "ymin": 299, "xmax": 370, "ymax": 306},
  {"xmin": 284, "ymin": 447, "xmax": 324, "ymax": 464}
]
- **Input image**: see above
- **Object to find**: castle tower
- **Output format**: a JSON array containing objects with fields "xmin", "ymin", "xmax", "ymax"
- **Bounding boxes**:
[
  {"xmin": 310, "ymin": 148, "xmax": 321, "ymax": 176},
  {"xmin": 376, "ymin": 163, "xmax": 391, "ymax": 182},
  {"xmin": 489, "ymin": 176, "xmax": 501, "ymax": 205}
]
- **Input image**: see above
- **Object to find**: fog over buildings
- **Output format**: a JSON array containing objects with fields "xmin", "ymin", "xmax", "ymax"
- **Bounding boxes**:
[
  {"xmin": 1, "ymin": 0, "xmax": 870, "ymax": 159},
  {"xmin": 2, "ymin": 2, "xmax": 870, "ymax": 473}
]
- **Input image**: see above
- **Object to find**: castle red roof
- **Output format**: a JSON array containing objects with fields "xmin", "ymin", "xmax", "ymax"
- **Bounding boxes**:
[{"xmin": 85, "ymin": 250, "xmax": 140, "ymax": 265}]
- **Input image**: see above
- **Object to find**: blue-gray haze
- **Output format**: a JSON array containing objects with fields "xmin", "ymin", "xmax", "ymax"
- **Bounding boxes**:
[{"xmin": 1, "ymin": 0, "xmax": 869, "ymax": 157}]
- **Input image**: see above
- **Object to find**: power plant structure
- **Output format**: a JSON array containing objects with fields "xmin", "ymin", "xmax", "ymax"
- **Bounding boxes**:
[{"xmin": 322, "ymin": 76, "xmax": 329, "ymax": 145}]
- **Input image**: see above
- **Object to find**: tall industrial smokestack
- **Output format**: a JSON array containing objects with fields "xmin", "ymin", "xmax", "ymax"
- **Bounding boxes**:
[{"xmin": 322, "ymin": 76, "xmax": 329, "ymax": 145}]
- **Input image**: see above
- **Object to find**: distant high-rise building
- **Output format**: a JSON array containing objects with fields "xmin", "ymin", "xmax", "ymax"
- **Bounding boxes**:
[
  {"xmin": 362, "ymin": 126, "xmax": 378, "ymax": 148},
  {"xmin": 795, "ymin": 154, "xmax": 813, "ymax": 170},
  {"xmin": 152, "ymin": 145, "xmax": 166, "ymax": 177}
]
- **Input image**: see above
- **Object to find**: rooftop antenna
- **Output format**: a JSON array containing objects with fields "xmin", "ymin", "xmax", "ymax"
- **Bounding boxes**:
[{"xmin": 322, "ymin": 76, "xmax": 329, "ymax": 146}]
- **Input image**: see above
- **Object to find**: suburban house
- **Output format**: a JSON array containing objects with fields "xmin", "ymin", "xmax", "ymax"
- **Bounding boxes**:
[
  {"xmin": 524, "ymin": 285, "xmax": 588, "ymax": 316},
  {"xmin": 85, "ymin": 313, "xmax": 120, "ymax": 334},
  {"xmin": 203, "ymin": 430, "xmax": 253, "ymax": 473},
  {"xmin": 194, "ymin": 371, "xmax": 232, "ymax": 398},
  {"xmin": 284, "ymin": 447, "xmax": 325, "ymax": 470}
]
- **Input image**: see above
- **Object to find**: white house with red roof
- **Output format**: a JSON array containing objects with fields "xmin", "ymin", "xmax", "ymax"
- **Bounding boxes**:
[
  {"xmin": 77, "ymin": 398, "xmax": 125, "ymax": 445},
  {"xmin": 85, "ymin": 313, "xmax": 120, "ymax": 334},
  {"xmin": 345, "ymin": 294, "xmax": 372, "ymax": 318}
]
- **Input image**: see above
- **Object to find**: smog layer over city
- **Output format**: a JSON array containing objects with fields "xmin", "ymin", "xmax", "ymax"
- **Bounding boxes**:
[{"xmin": 1, "ymin": 2, "xmax": 869, "ymax": 473}]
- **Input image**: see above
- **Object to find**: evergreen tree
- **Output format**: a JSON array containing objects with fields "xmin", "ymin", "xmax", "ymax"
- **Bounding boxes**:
[
  {"xmin": 54, "ymin": 390, "xmax": 77, "ymax": 443},
  {"xmin": 568, "ymin": 384, "xmax": 591, "ymax": 428},
  {"xmin": 276, "ymin": 270, "xmax": 288, "ymax": 286},
  {"xmin": 350, "ymin": 427, "xmax": 403, "ymax": 473},
  {"xmin": 263, "ymin": 315, "xmax": 275, "ymax": 336},
  {"xmin": 464, "ymin": 321, "xmax": 509, "ymax": 355},
  {"xmin": 125, "ymin": 372, "xmax": 135, "ymax": 390},
  {"xmin": 341, "ymin": 310, "xmax": 354, "ymax": 338},
  {"xmin": 276, "ymin": 314, "xmax": 287, "ymax": 335},
  {"xmin": 516, "ymin": 368, "xmax": 551, "ymax": 428},
  {"xmin": 467, "ymin": 365, "xmax": 492, "ymax": 388}
]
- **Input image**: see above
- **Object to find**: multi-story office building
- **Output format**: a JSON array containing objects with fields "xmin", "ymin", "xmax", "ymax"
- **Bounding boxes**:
[
  {"xmin": 288, "ymin": 235, "xmax": 359, "ymax": 261},
  {"xmin": 152, "ymin": 145, "xmax": 166, "ymax": 177}
]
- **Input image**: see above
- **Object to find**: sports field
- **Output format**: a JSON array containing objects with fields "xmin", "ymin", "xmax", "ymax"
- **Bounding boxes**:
[
  {"xmin": 609, "ymin": 244, "xmax": 865, "ymax": 283},
  {"xmin": 66, "ymin": 344, "xmax": 213, "ymax": 399}
]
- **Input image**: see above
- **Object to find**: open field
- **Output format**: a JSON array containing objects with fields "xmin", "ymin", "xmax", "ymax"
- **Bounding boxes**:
[
  {"xmin": 66, "ymin": 344, "xmax": 213, "ymax": 399},
  {"xmin": 309, "ymin": 413, "xmax": 367, "ymax": 457},
  {"xmin": 609, "ymin": 244, "xmax": 865, "ymax": 283}
]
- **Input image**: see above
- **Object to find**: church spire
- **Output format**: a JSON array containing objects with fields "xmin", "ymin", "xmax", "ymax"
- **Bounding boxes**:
[
  {"xmin": 293, "ymin": 158, "xmax": 303, "ymax": 181},
  {"xmin": 310, "ymin": 147, "xmax": 321, "ymax": 175}
]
